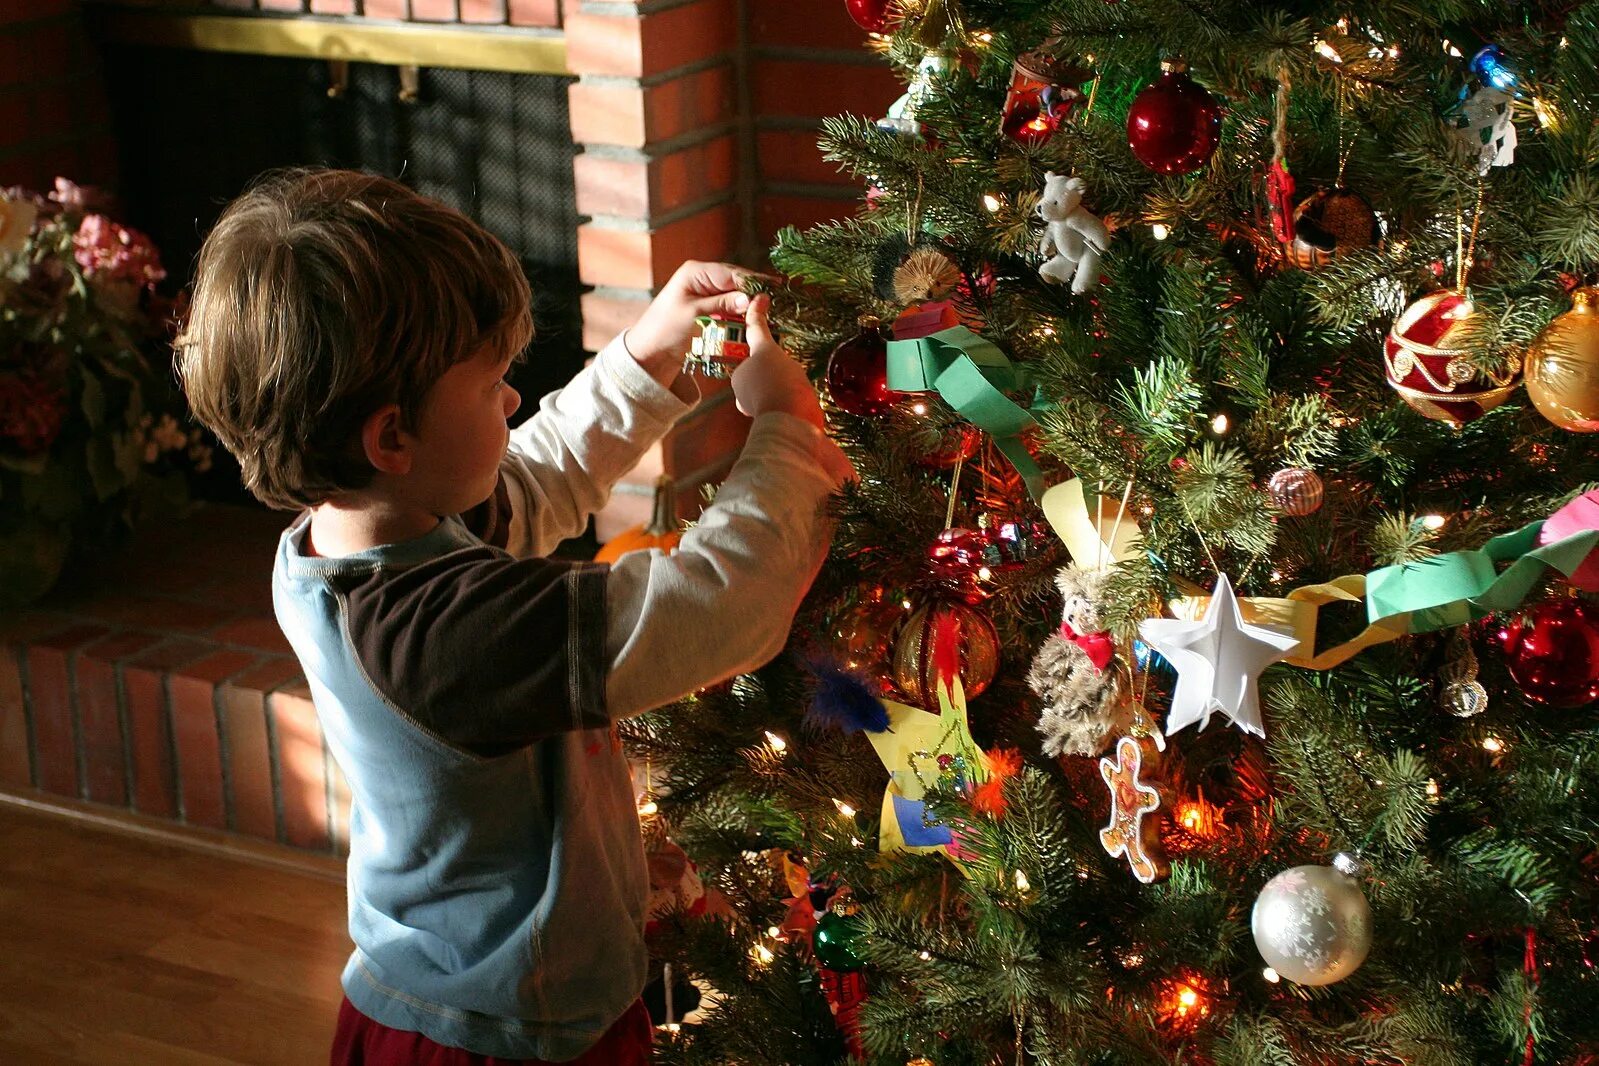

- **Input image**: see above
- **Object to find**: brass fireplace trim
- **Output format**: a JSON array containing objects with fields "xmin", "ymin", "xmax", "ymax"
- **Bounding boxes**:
[{"xmin": 92, "ymin": 11, "xmax": 570, "ymax": 76}]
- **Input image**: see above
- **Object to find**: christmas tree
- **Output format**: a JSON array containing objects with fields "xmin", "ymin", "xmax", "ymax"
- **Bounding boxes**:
[{"xmin": 629, "ymin": 2, "xmax": 1599, "ymax": 1062}]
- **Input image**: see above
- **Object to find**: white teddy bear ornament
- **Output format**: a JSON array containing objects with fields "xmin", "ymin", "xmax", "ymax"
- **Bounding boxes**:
[{"xmin": 1036, "ymin": 171, "xmax": 1108, "ymax": 294}]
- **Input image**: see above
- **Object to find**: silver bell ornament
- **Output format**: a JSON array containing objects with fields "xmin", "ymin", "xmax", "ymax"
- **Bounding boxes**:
[{"xmin": 1251, "ymin": 853, "xmax": 1372, "ymax": 986}]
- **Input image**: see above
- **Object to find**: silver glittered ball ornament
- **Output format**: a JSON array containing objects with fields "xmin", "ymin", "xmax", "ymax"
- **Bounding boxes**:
[{"xmin": 1251, "ymin": 853, "xmax": 1372, "ymax": 986}]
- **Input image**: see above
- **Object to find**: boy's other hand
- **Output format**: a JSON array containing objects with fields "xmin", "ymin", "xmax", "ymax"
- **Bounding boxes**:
[
  {"xmin": 626, "ymin": 261, "xmax": 763, "ymax": 384},
  {"xmin": 731, "ymin": 295, "xmax": 825, "ymax": 429}
]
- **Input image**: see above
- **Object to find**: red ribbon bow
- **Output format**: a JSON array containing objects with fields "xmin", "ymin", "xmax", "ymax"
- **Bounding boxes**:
[{"xmin": 1060, "ymin": 622, "xmax": 1115, "ymax": 672}]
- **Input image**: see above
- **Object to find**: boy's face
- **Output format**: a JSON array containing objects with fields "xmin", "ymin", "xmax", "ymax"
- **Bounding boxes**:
[{"xmin": 407, "ymin": 342, "xmax": 522, "ymax": 515}]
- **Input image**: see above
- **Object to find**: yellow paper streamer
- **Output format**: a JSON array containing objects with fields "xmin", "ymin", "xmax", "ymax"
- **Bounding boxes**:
[{"xmin": 1046, "ymin": 479, "xmax": 1413, "ymax": 671}]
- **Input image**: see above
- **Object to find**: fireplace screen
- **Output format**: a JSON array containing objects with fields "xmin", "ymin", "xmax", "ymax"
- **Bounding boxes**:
[{"xmin": 99, "ymin": 46, "xmax": 584, "ymax": 405}]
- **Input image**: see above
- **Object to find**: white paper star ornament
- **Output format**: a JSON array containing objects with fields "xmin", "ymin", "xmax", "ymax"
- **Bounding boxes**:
[{"xmin": 1137, "ymin": 573, "xmax": 1299, "ymax": 737}]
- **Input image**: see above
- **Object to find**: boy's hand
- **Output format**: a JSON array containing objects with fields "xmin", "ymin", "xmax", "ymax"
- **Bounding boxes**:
[
  {"xmin": 626, "ymin": 260, "xmax": 762, "ymax": 385},
  {"xmin": 731, "ymin": 295, "xmax": 825, "ymax": 429}
]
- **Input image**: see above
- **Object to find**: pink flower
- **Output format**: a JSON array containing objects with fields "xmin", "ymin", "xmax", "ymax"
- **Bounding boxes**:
[
  {"xmin": 49, "ymin": 177, "xmax": 113, "ymax": 215},
  {"xmin": 72, "ymin": 214, "xmax": 166, "ymax": 288}
]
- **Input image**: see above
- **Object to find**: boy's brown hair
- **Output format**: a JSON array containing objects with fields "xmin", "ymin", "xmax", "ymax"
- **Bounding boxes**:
[{"xmin": 175, "ymin": 168, "xmax": 533, "ymax": 510}]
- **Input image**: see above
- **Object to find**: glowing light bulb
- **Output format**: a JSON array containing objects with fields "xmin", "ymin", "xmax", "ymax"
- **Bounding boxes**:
[
  {"xmin": 753, "ymin": 943, "xmax": 774, "ymax": 965},
  {"xmin": 1151, "ymin": 222, "xmax": 1170, "ymax": 240},
  {"xmin": 982, "ymin": 193, "xmax": 1002, "ymax": 213},
  {"xmin": 1482, "ymin": 735, "xmax": 1505, "ymax": 754},
  {"xmin": 1262, "ymin": 966, "xmax": 1281, "ymax": 983},
  {"xmin": 833, "ymin": 798, "xmax": 858, "ymax": 818},
  {"xmin": 919, "ymin": 950, "xmax": 932, "ymax": 960},
  {"xmin": 1210, "ymin": 412, "xmax": 1230, "ymax": 435},
  {"xmin": 1014, "ymin": 869, "xmax": 1031, "ymax": 892},
  {"xmin": 1421, "ymin": 513, "xmax": 1447, "ymax": 531},
  {"xmin": 1426, "ymin": 779, "xmax": 1440, "ymax": 798},
  {"xmin": 764, "ymin": 730, "xmax": 787, "ymax": 753},
  {"xmin": 767, "ymin": 925, "xmax": 782, "ymax": 939},
  {"xmin": 977, "ymin": 566, "xmax": 993, "ymax": 582},
  {"xmin": 911, "ymin": 401, "xmax": 929, "ymax": 415},
  {"xmin": 974, "ymin": 30, "xmax": 993, "ymax": 43},
  {"xmin": 1315, "ymin": 40, "xmax": 1344, "ymax": 63},
  {"xmin": 637, "ymin": 797, "xmax": 659, "ymax": 816}
]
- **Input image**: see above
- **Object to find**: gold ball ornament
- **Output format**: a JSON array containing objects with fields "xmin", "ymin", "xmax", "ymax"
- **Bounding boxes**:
[
  {"xmin": 891, "ymin": 601, "xmax": 1000, "ymax": 706},
  {"xmin": 1285, "ymin": 187, "xmax": 1378, "ymax": 270},
  {"xmin": 1384, "ymin": 289, "xmax": 1521, "ymax": 425},
  {"xmin": 1525, "ymin": 286, "xmax": 1599, "ymax": 432}
]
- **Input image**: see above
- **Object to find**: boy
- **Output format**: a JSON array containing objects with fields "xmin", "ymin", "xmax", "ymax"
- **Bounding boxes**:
[{"xmin": 175, "ymin": 169, "xmax": 851, "ymax": 1064}]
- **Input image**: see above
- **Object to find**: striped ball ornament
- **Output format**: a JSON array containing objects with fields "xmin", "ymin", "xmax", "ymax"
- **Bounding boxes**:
[{"xmin": 1268, "ymin": 468, "xmax": 1325, "ymax": 517}]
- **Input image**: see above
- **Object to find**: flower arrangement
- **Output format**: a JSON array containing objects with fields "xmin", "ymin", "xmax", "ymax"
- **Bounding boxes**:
[{"xmin": 1, "ymin": 178, "xmax": 208, "ymax": 607}]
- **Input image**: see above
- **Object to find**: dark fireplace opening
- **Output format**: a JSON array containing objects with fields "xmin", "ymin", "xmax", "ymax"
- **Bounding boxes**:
[{"xmin": 95, "ymin": 42, "xmax": 585, "ymax": 506}]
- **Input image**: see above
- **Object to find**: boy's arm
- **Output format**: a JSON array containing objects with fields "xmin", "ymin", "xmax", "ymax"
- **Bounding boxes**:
[
  {"xmin": 603, "ymin": 412, "xmax": 853, "ymax": 718},
  {"xmin": 494, "ymin": 334, "xmax": 698, "ymax": 557}
]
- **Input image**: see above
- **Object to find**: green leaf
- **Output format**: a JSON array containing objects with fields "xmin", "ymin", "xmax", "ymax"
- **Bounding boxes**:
[{"xmin": 79, "ymin": 368, "xmax": 106, "ymax": 429}]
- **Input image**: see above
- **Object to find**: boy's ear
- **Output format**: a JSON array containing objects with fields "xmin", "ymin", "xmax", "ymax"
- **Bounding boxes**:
[{"xmin": 360, "ymin": 403, "xmax": 413, "ymax": 476}]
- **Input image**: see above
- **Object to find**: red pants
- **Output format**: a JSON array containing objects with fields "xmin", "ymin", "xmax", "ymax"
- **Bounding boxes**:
[{"xmin": 331, "ymin": 997, "xmax": 653, "ymax": 1065}]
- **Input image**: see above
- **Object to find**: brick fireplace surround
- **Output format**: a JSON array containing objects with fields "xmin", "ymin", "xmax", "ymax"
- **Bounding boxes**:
[{"xmin": 0, "ymin": 0, "xmax": 897, "ymax": 854}]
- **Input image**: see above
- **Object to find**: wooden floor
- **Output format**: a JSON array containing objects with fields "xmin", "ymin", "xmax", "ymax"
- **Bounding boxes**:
[{"xmin": 0, "ymin": 799, "xmax": 350, "ymax": 1065}]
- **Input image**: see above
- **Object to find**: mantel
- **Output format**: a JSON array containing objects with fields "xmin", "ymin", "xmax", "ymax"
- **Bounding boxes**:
[{"xmin": 87, "ymin": 7, "xmax": 570, "ymax": 76}]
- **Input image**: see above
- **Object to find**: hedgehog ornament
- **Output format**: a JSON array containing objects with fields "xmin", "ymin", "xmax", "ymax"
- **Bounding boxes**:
[{"xmin": 1028, "ymin": 563, "xmax": 1132, "ymax": 757}]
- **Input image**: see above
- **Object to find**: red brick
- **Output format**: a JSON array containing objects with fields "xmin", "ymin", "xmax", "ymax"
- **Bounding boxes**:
[
  {"xmin": 750, "ymin": 2, "xmax": 871, "ymax": 51},
  {"xmin": 568, "ymin": 81, "xmax": 646, "ymax": 148},
  {"xmin": 579, "ymin": 291, "xmax": 650, "ymax": 353},
  {"xmin": 309, "ymin": 0, "xmax": 357, "ymax": 12},
  {"xmin": 168, "ymin": 650, "xmax": 256, "ymax": 829},
  {"xmin": 122, "ymin": 663, "xmax": 177, "ymax": 818},
  {"xmin": 573, "ymin": 153, "xmax": 649, "ymax": 219},
  {"xmin": 758, "ymin": 192, "xmax": 857, "ymax": 248},
  {"xmin": 576, "ymin": 137, "xmax": 739, "ymax": 219},
  {"xmin": 362, "ymin": 0, "xmax": 407, "ymax": 17},
  {"xmin": 756, "ymin": 127, "xmax": 858, "ymax": 186},
  {"xmin": 569, "ymin": 65, "xmax": 735, "ymax": 150},
  {"xmin": 210, "ymin": 615, "xmax": 292, "ymax": 655},
  {"xmin": 667, "ymin": 391, "xmax": 750, "ymax": 481},
  {"xmin": 0, "ymin": 647, "xmax": 29, "ymax": 790},
  {"xmin": 25, "ymin": 644, "xmax": 76, "ymax": 797},
  {"xmin": 650, "ymin": 201, "xmax": 738, "ymax": 286},
  {"xmin": 271, "ymin": 684, "xmax": 331, "ymax": 851},
  {"xmin": 128, "ymin": 638, "xmax": 213, "ymax": 673},
  {"xmin": 219, "ymin": 685, "xmax": 274, "ymax": 840},
  {"xmin": 0, "ymin": 609, "xmax": 70, "ymax": 646},
  {"xmin": 578, "ymin": 224, "xmax": 652, "ymax": 290},
  {"xmin": 409, "ymin": 0, "xmax": 457, "ymax": 20},
  {"xmin": 578, "ymin": 201, "xmax": 737, "ymax": 290},
  {"xmin": 75, "ymin": 632, "xmax": 162, "ymax": 805},
  {"xmin": 751, "ymin": 58, "xmax": 900, "ymax": 120},
  {"xmin": 506, "ymin": 0, "xmax": 557, "ymax": 26},
  {"xmin": 67, "ymin": 592, "xmax": 239, "ymax": 635},
  {"xmin": 460, "ymin": 0, "xmax": 506, "ymax": 22},
  {"xmin": 567, "ymin": 0, "xmax": 735, "ymax": 79}
]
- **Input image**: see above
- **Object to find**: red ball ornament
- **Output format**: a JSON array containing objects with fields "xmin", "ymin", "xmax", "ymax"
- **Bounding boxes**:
[
  {"xmin": 1268, "ymin": 468, "xmax": 1325, "ymax": 516},
  {"xmin": 891, "ymin": 600, "xmax": 1001, "ymax": 705},
  {"xmin": 1497, "ymin": 599, "xmax": 1599, "ymax": 707},
  {"xmin": 845, "ymin": 0, "xmax": 894, "ymax": 32},
  {"xmin": 1126, "ymin": 61, "xmax": 1222, "ymax": 175},
  {"xmin": 825, "ymin": 325, "xmax": 901, "ymax": 417},
  {"xmin": 1384, "ymin": 290, "xmax": 1521, "ymax": 425},
  {"xmin": 926, "ymin": 527, "xmax": 986, "ymax": 581}
]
